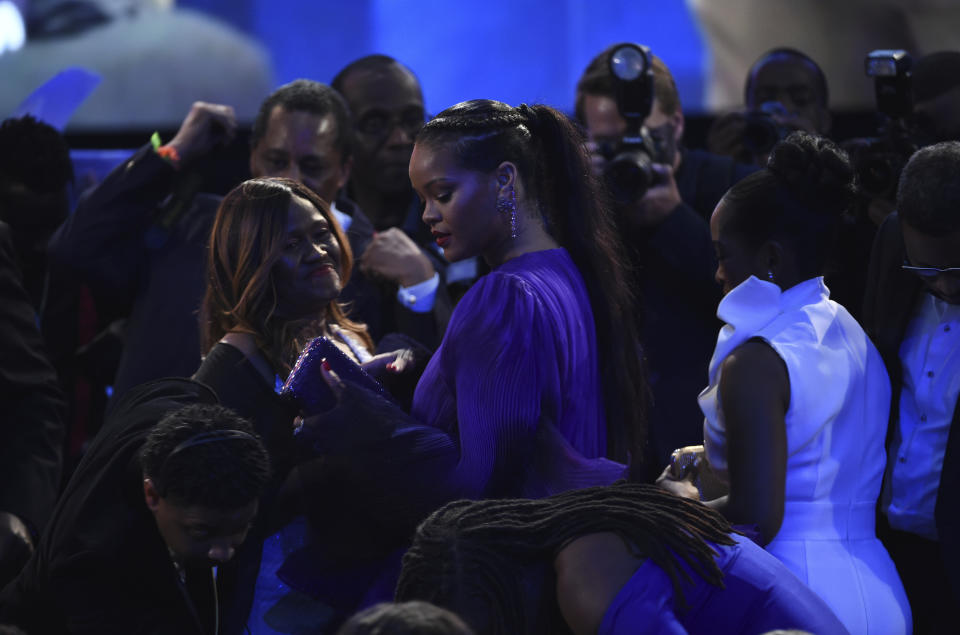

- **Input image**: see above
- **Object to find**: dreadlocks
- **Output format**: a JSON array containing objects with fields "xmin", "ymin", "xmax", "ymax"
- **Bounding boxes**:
[{"xmin": 396, "ymin": 483, "xmax": 735, "ymax": 634}]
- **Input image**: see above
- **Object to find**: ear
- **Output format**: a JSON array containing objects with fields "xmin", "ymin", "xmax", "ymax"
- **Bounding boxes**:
[
  {"xmin": 757, "ymin": 240, "xmax": 784, "ymax": 278},
  {"xmin": 671, "ymin": 107, "xmax": 685, "ymax": 144},
  {"xmin": 336, "ymin": 156, "xmax": 353, "ymax": 191},
  {"xmin": 494, "ymin": 161, "xmax": 518, "ymax": 196},
  {"xmin": 143, "ymin": 478, "xmax": 162, "ymax": 512}
]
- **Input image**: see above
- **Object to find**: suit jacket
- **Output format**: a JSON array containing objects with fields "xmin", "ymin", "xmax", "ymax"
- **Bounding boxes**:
[
  {"xmin": 0, "ymin": 221, "xmax": 65, "ymax": 539},
  {"xmin": 862, "ymin": 212, "xmax": 960, "ymax": 603}
]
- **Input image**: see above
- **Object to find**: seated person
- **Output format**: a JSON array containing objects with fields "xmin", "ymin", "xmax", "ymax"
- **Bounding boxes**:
[
  {"xmin": 0, "ymin": 388, "xmax": 270, "ymax": 635},
  {"xmin": 396, "ymin": 482, "xmax": 847, "ymax": 635},
  {"xmin": 337, "ymin": 602, "xmax": 474, "ymax": 635}
]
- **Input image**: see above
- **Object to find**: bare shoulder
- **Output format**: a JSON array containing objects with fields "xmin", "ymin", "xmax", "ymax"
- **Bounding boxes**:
[
  {"xmin": 720, "ymin": 338, "xmax": 790, "ymax": 407},
  {"xmin": 554, "ymin": 532, "xmax": 643, "ymax": 635}
]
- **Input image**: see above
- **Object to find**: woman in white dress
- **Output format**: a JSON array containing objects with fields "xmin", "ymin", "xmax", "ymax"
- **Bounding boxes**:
[{"xmin": 660, "ymin": 132, "xmax": 911, "ymax": 634}]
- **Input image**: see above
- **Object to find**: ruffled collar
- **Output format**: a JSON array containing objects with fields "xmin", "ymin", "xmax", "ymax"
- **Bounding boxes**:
[
  {"xmin": 707, "ymin": 276, "xmax": 828, "ymax": 385},
  {"xmin": 717, "ymin": 276, "xmax": 828, "ymax": 331}
]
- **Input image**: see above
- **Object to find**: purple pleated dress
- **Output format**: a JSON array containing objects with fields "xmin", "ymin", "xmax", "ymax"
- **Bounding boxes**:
[{"xmin": 410, "ymin": 247, "xmax": 626, "ymax": 498}]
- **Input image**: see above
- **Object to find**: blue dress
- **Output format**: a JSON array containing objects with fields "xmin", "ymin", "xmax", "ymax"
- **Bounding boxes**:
[
  {"xmin": 409, "ymin": 247, "xmax": 626, "ymax": 499},
  {"xmin": 252, "ymin": 248, "xmax": 627, "ymax": 631},
  {"xmin": 599, "ymin": 534, "xmax": 849, "ymax": 635}
]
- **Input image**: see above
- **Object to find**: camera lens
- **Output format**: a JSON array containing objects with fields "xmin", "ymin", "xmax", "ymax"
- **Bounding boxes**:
[{"xmin": 606, "ymin": 150, "xmax": 654, "ymax": 203}]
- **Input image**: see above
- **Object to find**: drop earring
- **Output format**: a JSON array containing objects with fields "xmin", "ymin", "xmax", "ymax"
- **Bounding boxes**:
[
  {"xmin": 767, "ymin": 271, "xmax": 775, "ymax": 281},
  {"xmin": 496, "ymin": 186, "xmax": 518, "ymax": 239}
]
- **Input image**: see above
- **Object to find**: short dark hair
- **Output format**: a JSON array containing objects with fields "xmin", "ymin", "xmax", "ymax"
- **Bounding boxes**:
[
  {"xmin": 250, "ymin": 80, "xmax": 353, "ymax": 160},
  {"xmin": 397, "ymin": 483, "xmax": 734, "ymax": 634},
  {"xmin": 331, "ymin": 54, "xmax": 418, "ymax": 98},
  {"xmin": 744, "ymin": 47, "xmax": 829, "ymax": 109},
  {"xmin": 0, "ymin": 115, "xmax": 73, "ymax": 193},
  {"xmin": 574, "ymin": 45, "xmax": 680, "ymax": 124},
  {"xmin": 337, "ymin": 601, "xmax": 474, "ymax": 635},
  {"xmin": 139, "ymin": 403, "xmax": 270, "ymax": 509},
  {"xmin": 897, "ymin": 141, "xmax": 960, "ymax": 234},
  {"xmin": 721, "ymin": 131, "xmax": 856, "ymax": 277}
]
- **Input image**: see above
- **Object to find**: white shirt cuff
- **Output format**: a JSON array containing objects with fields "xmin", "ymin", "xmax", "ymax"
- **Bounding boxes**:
[{"xmin": 397, "ymin": 272, "xmax": 439, "ymax": 313}]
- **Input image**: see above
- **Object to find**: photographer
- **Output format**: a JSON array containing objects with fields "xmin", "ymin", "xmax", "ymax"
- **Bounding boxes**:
[
  {"xmin": 708, "ymin": 48, "xmax": 832, "ymax": 166},
  {"xmin": 575, "ymin": 45, "xmax": 754, "ymax": 477}
]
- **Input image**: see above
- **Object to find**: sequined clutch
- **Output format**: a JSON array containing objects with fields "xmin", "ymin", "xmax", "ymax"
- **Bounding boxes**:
[{"xmin": 280, "ymin": 336, "xmax": 391, "ymax": 415}]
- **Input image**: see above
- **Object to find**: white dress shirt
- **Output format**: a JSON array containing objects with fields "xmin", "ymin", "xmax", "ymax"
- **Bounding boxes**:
[{"xmin": 884, "ymin": 292, "xmax": 960, "ymax": 540}]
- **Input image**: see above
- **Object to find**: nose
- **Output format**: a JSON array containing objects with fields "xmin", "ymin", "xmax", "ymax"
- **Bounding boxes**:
[
  {"xmin": 276, "ymin": 164, "xmax": 301, "ymax": 183},
  {"xmin": 303, "ymin": 241, "xmax": 328, "ymax": 262},
  {"xmin": 207, "ymin": 540, "xmax": 236, "ymax": 564},
  {"xmin": 386, "ymin": 122, "xmax": 415, "ymax": 148},
  {"xmin": 714, "ymin": 263, "xmax": 725, "ymax": 287},
  {"xmin": 421, "ymin": 201, "xmax": 440, "ymax": 226}
]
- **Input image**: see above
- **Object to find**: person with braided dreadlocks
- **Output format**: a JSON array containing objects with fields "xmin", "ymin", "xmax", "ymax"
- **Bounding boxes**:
[{"xmin": 396, "ymin": 483, "xmax": 847, "ymax": 635}]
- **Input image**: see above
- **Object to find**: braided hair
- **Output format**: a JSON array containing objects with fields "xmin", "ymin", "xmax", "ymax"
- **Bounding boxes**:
[
  {"xmin": 415, "ymin": 99, "xmax": 647, "ymax": 467},
  {"xmin": 396, "ymin": 483, "xmax": 735, "ymax": 634}
]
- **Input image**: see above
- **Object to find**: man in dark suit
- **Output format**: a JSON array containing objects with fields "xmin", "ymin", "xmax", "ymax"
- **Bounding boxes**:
[{"xmin": 863, "ymin": 141, "xmax": 960, "ymax": 634}]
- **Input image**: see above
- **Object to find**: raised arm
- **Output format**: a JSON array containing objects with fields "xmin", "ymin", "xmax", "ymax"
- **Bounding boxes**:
[{"xmin": 48, "ymin": 102, "xmax": 235, "ymax": 302}]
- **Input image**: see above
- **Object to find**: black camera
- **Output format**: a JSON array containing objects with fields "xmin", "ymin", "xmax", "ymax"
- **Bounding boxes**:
[
  {"xmin": 843, "ymin": 50, "xmax": 919, "ymax": 201},
  {"xmin": 602, "ymin": 43, "xmax": 664, "ymax": 203},
  {"xmin": 741, "ymin": 101, "xmax": 795, "ymax": 157}
]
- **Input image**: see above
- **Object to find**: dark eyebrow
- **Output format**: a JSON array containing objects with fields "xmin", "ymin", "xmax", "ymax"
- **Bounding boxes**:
[{"xmin": 424, "ymin": 177, "xmax": 453, "ymax": 189}]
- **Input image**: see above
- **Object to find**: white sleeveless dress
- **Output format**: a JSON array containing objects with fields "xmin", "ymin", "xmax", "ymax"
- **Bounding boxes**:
[{"xmin": 700, "ymin": 276, "xmax": 911, "ymax": 635}]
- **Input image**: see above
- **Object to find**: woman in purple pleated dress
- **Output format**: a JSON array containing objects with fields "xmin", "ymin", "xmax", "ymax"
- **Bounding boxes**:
[{"xmin": 304, "ymin": 99, "xmax": 646, "ymax": 519}]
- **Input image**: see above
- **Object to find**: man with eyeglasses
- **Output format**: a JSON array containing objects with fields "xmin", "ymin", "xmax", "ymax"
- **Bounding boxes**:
[
  {"xmin": 332, "ymin": 55, "xmax": 478, "ymax": 312},
  {"xmin": 863, "ymin": 140, "xmax": 960, "ymax": 633}
]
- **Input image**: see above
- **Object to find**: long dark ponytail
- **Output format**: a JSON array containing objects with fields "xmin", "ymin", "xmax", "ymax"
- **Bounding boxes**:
[{"xmin": 416, "ymin": 100, "xmax": 647, "ymax": 466}]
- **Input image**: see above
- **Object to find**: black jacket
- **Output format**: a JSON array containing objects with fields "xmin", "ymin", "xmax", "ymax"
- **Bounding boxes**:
[
  {"xmin": 0, "ymin": 378, "xmax": 219, "ymax": 634},
  {"xmin": 0, "ymin": 221, "xmax": 64, "ymax": 540}
]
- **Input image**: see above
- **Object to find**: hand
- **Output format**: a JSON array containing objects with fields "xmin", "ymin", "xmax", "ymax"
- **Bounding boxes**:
[
  {"xmin": 655, "ymin": 464, "xmax": 700, "ymax": 500},
  {"xmin": 628, "ymin": 163, "xmax": 682, "ymax": 228},
  {"xmin": 360, "ymin": 228, "xmax": 435, "ymax": 287},
  {"xmin": 0, "ymin": 511, "xmax": 34, "ymax": 587},
  {"xmin": 361, "ymin": 348, "xmax": 416, "ymax": 378},
  {"xmin": 166, "ymin": 102, "xmax": 237, "ymax": 165},
  {"xmin": 291, "ymin": 356, "xmax": 345, "ymax": 434},
  {"xmin": 706, "ymin": 111, "xmax": 749, "ymax": 159}
]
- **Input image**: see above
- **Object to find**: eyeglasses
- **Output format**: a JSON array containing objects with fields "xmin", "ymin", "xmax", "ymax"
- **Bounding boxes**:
[
  {"xmin": 355, "ymin": 109, "xmax": 425, "ymax": 139},
  {"xmin": 901, "ymin": 261, "xmax": 960, "ymax": 279}
]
